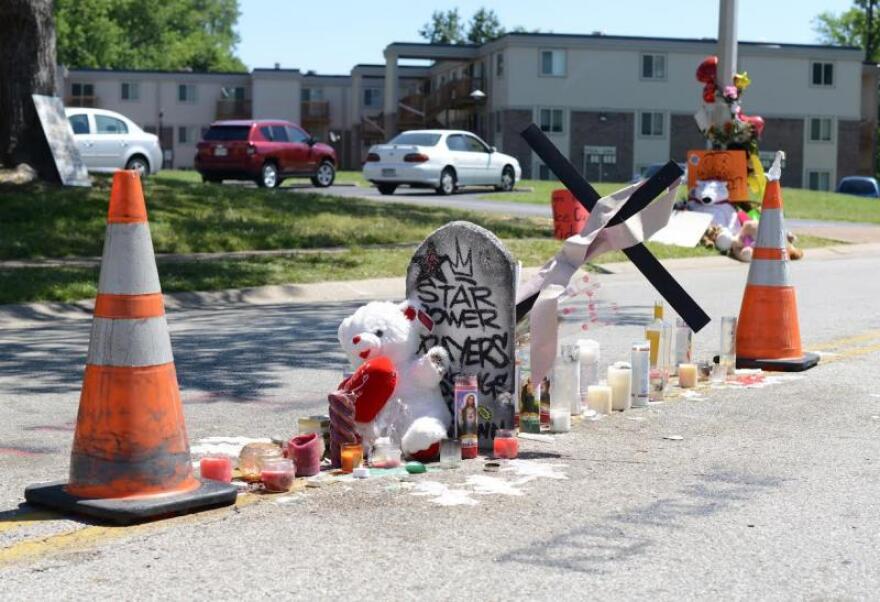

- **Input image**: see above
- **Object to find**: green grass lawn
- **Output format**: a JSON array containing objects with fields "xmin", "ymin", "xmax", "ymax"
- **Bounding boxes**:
[
  {"xmin": 0, "ymin": 172, "xmax": 843, "ymax": 304},
  {"xmin": 480, "ymin": 178, "xmax": 880, "ymax": 224}
]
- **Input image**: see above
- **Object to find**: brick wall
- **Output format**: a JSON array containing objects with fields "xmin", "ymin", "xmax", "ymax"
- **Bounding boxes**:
[
  {"xmin": 501, "ymin": 109, "xmax": 534, "ymax": 178},
  {"xmin": 761, "ymin": 118, "xmax": 804, "ymax": 188},
  {"xmin": 669, "ymin": 114, "xmax": 706, "ymax": 163},
  {"xmin": 569, "ymin": 111, "xmax": 634, "ymax": 182},
  {"xmin": 837, "ymin": 119, "xmax": 862, "ymax": 181}
]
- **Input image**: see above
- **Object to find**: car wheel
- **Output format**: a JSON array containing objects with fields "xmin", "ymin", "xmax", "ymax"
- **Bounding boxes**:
[
  {"xmin": 125, "ymin": 155, "xmax": 150, "ymax": 177},
  {"xmin": 495, "ymin": 165, "xmax": 515, "ymax": 192},
  {"xmin": 377, "ymin": 183, "xmax": 398, "ymax": 195},
  {"xmin": 310, "ymin": 160, "xmax": 336, "ymax": 188},
  {"xmin": 257, "ymin": 162, "xmax": 279, "ymax": 188},
  {"xmin": 436, "ymin": 168, "xmax": 456, "ymax": 195}
]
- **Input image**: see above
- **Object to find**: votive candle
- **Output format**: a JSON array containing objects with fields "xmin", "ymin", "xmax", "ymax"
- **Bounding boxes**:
[
  {"xmin": 340, "ymin": 442, "xmax": 363, "ymax": 473},
  {"xmin": 586, "ymin": 384, "xmax": 612, "ymax": 415},
  {"xmin": 199, "ymin": 456, "xmax": 232, "ymax": 483},
  {"xmin": 549, "ymin": 408, "xmax": 571, "ymax": 433},
  {"xmin": 493, "ymin": 429, "xmax": 519, "ymax": 459},
  {"xmin": 678, "ymin": 363, "xmax": 698, "ymax": 388}
]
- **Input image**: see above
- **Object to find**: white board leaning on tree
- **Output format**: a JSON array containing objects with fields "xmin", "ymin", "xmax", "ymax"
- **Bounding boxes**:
[{"xmin": 31, "ymin": 94, "xmax": 91, "ymax": 187}]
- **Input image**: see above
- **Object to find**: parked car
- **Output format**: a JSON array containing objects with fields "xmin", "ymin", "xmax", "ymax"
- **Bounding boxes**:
[
  {"xmin": 362, "ymin": 130, "xmax": 522, "ymax": 195},
  {"xmin": 836, "ymin": 176, "xmax": 880, "ymax": 198},
  {"xmin": 65, "ymin": 108, "xmax": 162, "ymax": 176},
  {"xmin": 194, "ymin": 120, "xmax": 336, "ymax": 188}
]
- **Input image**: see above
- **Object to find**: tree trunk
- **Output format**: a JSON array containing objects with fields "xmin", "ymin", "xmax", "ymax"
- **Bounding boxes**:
[{"xmin": 0, "ymin": 0, "xmax": 59, "ymax": 181}]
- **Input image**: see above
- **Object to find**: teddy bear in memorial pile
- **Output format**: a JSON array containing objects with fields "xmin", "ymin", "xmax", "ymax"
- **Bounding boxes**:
[{"xmin": 337, "ymin": 300, "xmax": 451, "ymax": 462}]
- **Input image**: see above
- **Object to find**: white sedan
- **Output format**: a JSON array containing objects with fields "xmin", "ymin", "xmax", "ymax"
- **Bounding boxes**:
[
  {"xmin": 362, "ymin": 130, "xmax": 521, "ymax": 195},
  {"xmin": 65, "ymin": 108, "xmax": 163, "ymax": 176}
]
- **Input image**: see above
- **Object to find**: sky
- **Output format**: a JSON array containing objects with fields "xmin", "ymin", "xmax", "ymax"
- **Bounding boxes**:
[{"xmin": 236, "ymin": 0, "xmax": 856, "ymax": 74}]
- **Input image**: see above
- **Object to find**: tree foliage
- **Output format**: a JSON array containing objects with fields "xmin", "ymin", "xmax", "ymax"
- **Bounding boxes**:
[
  {"xmin": 814, "ymin": 0, "xmax": 880, "ymax": 62},
  {"xmin": 419, "ymin": 7, "xmax": 531, "ymax": 45},
  {"xmin": 55, "ymin": 0, "xmax": 246, "ymax": 72}
]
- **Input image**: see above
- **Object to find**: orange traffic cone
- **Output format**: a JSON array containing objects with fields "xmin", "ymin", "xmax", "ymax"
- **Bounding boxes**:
[
  {"xmin": 25, "ymin": 171, "xmax": 237, "ymax": 523},
  {"xmin": 734, "ymin": 154, "xmax": 819, "ymax": 372}
]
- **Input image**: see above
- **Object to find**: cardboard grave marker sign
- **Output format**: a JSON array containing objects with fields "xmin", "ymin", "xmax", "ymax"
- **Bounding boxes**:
[
  {"xmin": 31, "ymin": 94, "xmax": 91, "ymax": 187},
  {"xmin": 686, "ymin": 150, "xmax": 747, "ymax": 201},
  {"xmin": 406, "ymin": 221, "xmax": 517, "ymax": 449}
]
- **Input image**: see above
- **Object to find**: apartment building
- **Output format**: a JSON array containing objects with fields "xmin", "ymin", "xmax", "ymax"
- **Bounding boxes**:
[{"xmin": 62, "ymin": 32, "xmax": 877, "ymax": 188}]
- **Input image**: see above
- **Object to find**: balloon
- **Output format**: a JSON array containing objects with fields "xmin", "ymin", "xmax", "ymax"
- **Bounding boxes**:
[
  {"xmin": 723, "ymin": 85, "xmax": 738, "ymax": 100},
  {"xmin": 702, "ymin": 82, "xmax": 716, "ymax": 103},
  {"xmin": 734, "ymin": 71, "xmax": 751, "ymax": 92},
  {"xmin": 740, "ymin": 114, "xmax": 765, "ymax": 138},
  {"xmin": 696, "ymin": 56, "xmax": 718, "ymax": 84}
]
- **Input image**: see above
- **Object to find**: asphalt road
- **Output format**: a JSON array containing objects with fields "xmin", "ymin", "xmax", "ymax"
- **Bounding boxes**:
[{"xmin": 1, "ymin": 249, "xmax": 879, "ymax": 599}]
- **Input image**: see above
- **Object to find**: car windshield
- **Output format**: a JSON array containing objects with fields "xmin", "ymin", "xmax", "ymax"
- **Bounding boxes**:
[
  {"xmin": 389, "ymin": 132, "xmax": 441, "ymax": 146},
  {"xmin": 203, "ymin": 126, "xmax": 251, "ymax": 141},
  {"xmin": 839, "ymin": 179, "xmax": 876, "ymax": 196}
]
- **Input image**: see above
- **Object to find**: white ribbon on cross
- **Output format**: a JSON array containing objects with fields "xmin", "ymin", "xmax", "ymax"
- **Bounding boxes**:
[{"xmin": 520, "ymin": 180, "xmax": 681, "ymax": 384}]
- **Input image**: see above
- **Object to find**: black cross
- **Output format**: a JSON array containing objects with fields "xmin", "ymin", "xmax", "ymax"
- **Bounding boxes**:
[{"xmin": 516, "ymin": 124, "xmax": 711, "ymax": 333}]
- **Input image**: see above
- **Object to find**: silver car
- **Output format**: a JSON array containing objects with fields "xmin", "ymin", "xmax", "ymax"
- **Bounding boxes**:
[
  {"xmin": 362, "ymin": 129, "xmax": 521, "ymax": 195},
  {"xmin": 65, "ymin": 108, "xmax": 163, "ymax": 176}
]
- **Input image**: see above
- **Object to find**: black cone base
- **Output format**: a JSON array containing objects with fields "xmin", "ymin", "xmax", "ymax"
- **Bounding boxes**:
[
  {"xmin": 735, "ymin": 352, "xmax": 821, "ymax": 373},
  {"xmin": 24, "ymin": 478, "xmax": 238, "ymax": 525}
]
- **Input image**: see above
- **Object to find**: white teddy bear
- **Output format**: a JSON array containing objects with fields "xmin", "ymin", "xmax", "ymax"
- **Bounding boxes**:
[{"xmin": 337, "ymin": 300, "xmax": 451, "ymax": 461}]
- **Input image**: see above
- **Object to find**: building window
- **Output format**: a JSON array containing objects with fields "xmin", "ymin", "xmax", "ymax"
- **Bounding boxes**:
[
  {"xmin": 177, "ymin": 126, "xmax": 201, "ymax": 144},
  {"xmin": 639, "ymin": 111, "xmax": 665, "ymax": 137},
  {"xmin": 759, "ymin": 151, "xmax": 786, "ymax": 170},
  {"xmin": 807, "ymin": 170, "xmax": 831, "ymax": 191},
  {"xmin": 539, "ymin": 49, "xmax": 566, "ymax": 76},
  {"xmin": 178, "ymin": 84, "xmax": 197, "ymax": 103},
  {"xmin": 641, "ymin": 54, "xmax": 666, "ymax": 79},
  {"xmin": 809, "ymin": 117, "xmax": 833, "ymax": 142},
  {"xmin": 121, "ymin": 82, "xmax": 139, "ymax": 101},
  {"xmin": 539, "ymin": 108, "xmax": 564, "ymax": 133},
  {"xmin": 495, "ymin": 53, "xmax": 504, "ymax": 78},
  {"xmin": 301, "ymin": 88, "xmax": 323, "ymax": 102},
  {"xmin": 221, "ymin": 86, "xmax": 245, "ymax": 100},
  {"xmin": 537, "ymin": 162, "xmax": 553, "ymax": 181},
  {"xmin": 363, "ymin": 87, "xmax": 381, "ymax": 108},
  {"xmin": 811, "ymin": 61, "xmax": 834, "ymax": 86},
  {"xmin": 70, "ymin": 83, "xmax": 95, "ymax": 106}
]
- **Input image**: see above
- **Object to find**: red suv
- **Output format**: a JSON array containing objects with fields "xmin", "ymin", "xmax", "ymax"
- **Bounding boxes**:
[{"xmin": 195, "ymin": 120, "xmax": 337, "ymax": 188}]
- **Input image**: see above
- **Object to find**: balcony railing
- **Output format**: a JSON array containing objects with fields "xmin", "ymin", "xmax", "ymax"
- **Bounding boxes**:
[
  {"xmin": 215, "ymin": 99, "xmax": 252, "ymax": 120},
  {"xmin": 65, "ymin": 96, "xmax": 100, "ymax": 108},
  {"xmin": 301, "ymin": 100, "xmax": 330, "ymax": 126},
  {"xmin": 426, "ymin": 77, "xmax": 484, "ymax": 117}
]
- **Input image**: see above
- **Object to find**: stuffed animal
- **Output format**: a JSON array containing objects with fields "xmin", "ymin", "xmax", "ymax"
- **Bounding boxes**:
[{"xmin": 337, "ymin": 300, "xmax": 451, "ymax": 461}]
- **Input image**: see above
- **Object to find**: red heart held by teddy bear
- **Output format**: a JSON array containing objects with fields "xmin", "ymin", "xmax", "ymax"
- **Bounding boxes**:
[{"xmin": 341, "ymin": 356, "xmax": 398, "ymax": 424}]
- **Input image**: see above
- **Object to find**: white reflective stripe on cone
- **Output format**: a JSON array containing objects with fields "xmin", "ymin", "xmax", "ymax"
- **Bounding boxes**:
[
  {"xmin": 746, "ymin": 258, "xmax": 791, "ymax": 287},
  {"xmin": 87, "ymin": 316, "xmax": 174, "ymax": 367},
  {"xmin": 97, "ymin": 223, "xmax": 161, "ymax": 295},
  {"xmin": 755, "ymin": 209, "xmax": 785, "ymax": 249}
]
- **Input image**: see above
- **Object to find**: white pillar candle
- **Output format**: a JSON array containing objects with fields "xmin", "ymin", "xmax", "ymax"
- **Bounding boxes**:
[
  {"xmin": 607, "ymin": 362, "xmax": 632, "ymax": 411},
  {"xmin": 586, "ymin": 384, "xmax": 612, "ymax": 415},
  {"xmin": 678, "ymin": 363, "xmax": 698, "ymax": 388},
  {"xmin": 549, "ymin": 408, "xmax": 571, "ymax": 433}
]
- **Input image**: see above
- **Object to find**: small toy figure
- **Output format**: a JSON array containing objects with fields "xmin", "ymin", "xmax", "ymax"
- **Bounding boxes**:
[{"xmin": 337, "ymin": 300, "xmax": 451, "ymax": 461}]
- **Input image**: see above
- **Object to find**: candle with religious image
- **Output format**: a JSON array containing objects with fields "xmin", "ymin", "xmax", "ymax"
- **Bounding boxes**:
[{"xmin": 454, "ymin": 374, "xmax": 479, "ymax": 459}]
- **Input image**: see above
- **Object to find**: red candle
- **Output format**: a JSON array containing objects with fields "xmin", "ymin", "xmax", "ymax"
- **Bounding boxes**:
[
  {"xmin": 461, "ymin": 445, "xmax": 479, "ymax": 460},
  {"xmin": 261, "ymin": 458, "xmax": 295, "ymax": 492},
  {"xmin": 289, "ymin": 432, "xmax": 323, "ymax": 477},
  {"xmin": 493, "ymin": 431, "xmax": 519, "ymax": 459},
  {"xmin": 199, "ymin": 456, "xmax": 232, "ymax": 483}
]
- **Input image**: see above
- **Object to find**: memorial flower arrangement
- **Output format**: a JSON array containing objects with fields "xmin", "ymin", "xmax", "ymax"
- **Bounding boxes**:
[{"xmin": 694, "ymin": 55, "xmax": 766, "ymax": 197}]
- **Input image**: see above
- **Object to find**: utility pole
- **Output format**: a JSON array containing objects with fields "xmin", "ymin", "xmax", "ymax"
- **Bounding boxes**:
[{"xmin": 717, "ymin": 0, "xmax": 738, "ymax": 91}]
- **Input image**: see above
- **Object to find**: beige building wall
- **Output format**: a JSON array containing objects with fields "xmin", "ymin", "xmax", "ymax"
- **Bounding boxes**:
[{"xmin": 251, "ymin": 70, "xmax": 302, "ymax": 123}]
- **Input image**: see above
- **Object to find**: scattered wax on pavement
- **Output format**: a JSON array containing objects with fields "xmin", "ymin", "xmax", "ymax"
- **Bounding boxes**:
[
  {"xmin": 353, "ymin": 466, "xmax": 369, "ymax": 479},
  {"xmin": 405, "ymin": 461, "xmax": 426, "ymax": 474}
]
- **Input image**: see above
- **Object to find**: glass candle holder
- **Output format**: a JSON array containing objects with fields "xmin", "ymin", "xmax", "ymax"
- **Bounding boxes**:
[
  {"xmin": 370, "ymin": 437, "xmax": 402, "ymax": 469},
  {"xmin": 199, "ymin": 455, "xmax": 232, "ymax": 483},
  {"xmin": 607, "ymin": 362, "xmax": 632, "ymax": 412},
  {"xmin": 630, "ymin": 341, "xmax": 650, "ymax": 408},
  {"xmin": 553, "ymin": 344, "xmax": 581, "ymax": 415},
  {"xmin": 673, "ymin": 319, "xmax": 694, "ymax": 375},
  {"xmin": 586, "ymin": 384, "xmax": 612, "ymax": 415},
  {"xmin": 261, "ymin": 458, "xmax": 295, "ymax": 492},
  {"xmin": 340, "ymin": 442, "xmax": 363, "ymax": 473},
  {"xmin": 493, "ymin": 429, "xmax": 519, "ymax": 459},
  {"xmin": 454, "ymin": 374, "xmax": 479, "ymax": 459},
  {"xmin": 440, "ymin": 439, "xmax": 461, "ymax": 469},
  {"xmin": 238, "ymin": 442, "xmax": 283, "ymax": 482},
  {"xmin": 678, "ymin": 363, "xmax": 698, "ymax": 388},
  {"xmin": 720, "ymin": 316, "xmax": 737, "ymax": 376},
  {"xmin": 577, "ymin": 339, "xmax": 600, "ymax": 399}
]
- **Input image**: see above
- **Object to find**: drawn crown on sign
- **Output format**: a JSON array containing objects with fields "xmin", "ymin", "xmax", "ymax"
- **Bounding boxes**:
[{"xmin": 450, "ymin": 239, "xmax": 474, "ymax": 279}]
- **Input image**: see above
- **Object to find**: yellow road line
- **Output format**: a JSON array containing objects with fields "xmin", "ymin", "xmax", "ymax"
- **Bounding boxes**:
[
  {"xmin": 0, "ymin": 510, "xmax": 62, "ymax": 534},
  {"xmin": 820, "ymin": 342, "xmax": 880, "ymax": 362},
  {"xmin": 809, "ymin": 329, "xmax": 880, "ymax": 352},
  {"xmin": 0, "ymin": 492, "xmax": 262, "ymax": 567}
]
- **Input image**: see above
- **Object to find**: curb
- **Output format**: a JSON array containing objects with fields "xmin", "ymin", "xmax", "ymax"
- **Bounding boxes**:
[{"xmin": 2, "ymin": 242, "xmax": 878, "ymax": 329}]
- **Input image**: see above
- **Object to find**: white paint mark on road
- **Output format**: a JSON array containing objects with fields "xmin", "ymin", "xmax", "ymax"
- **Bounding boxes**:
[
  {"xmin": 502, "ymin": 460, "xmax": 568, "ymax": 481},
  {"xmin": 467, "ymin": 475, "xmax": 526, "ymax": 496},
  {"xmin": 411, "ymin": 481, "xmax": 479, "ymax": 506}
]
